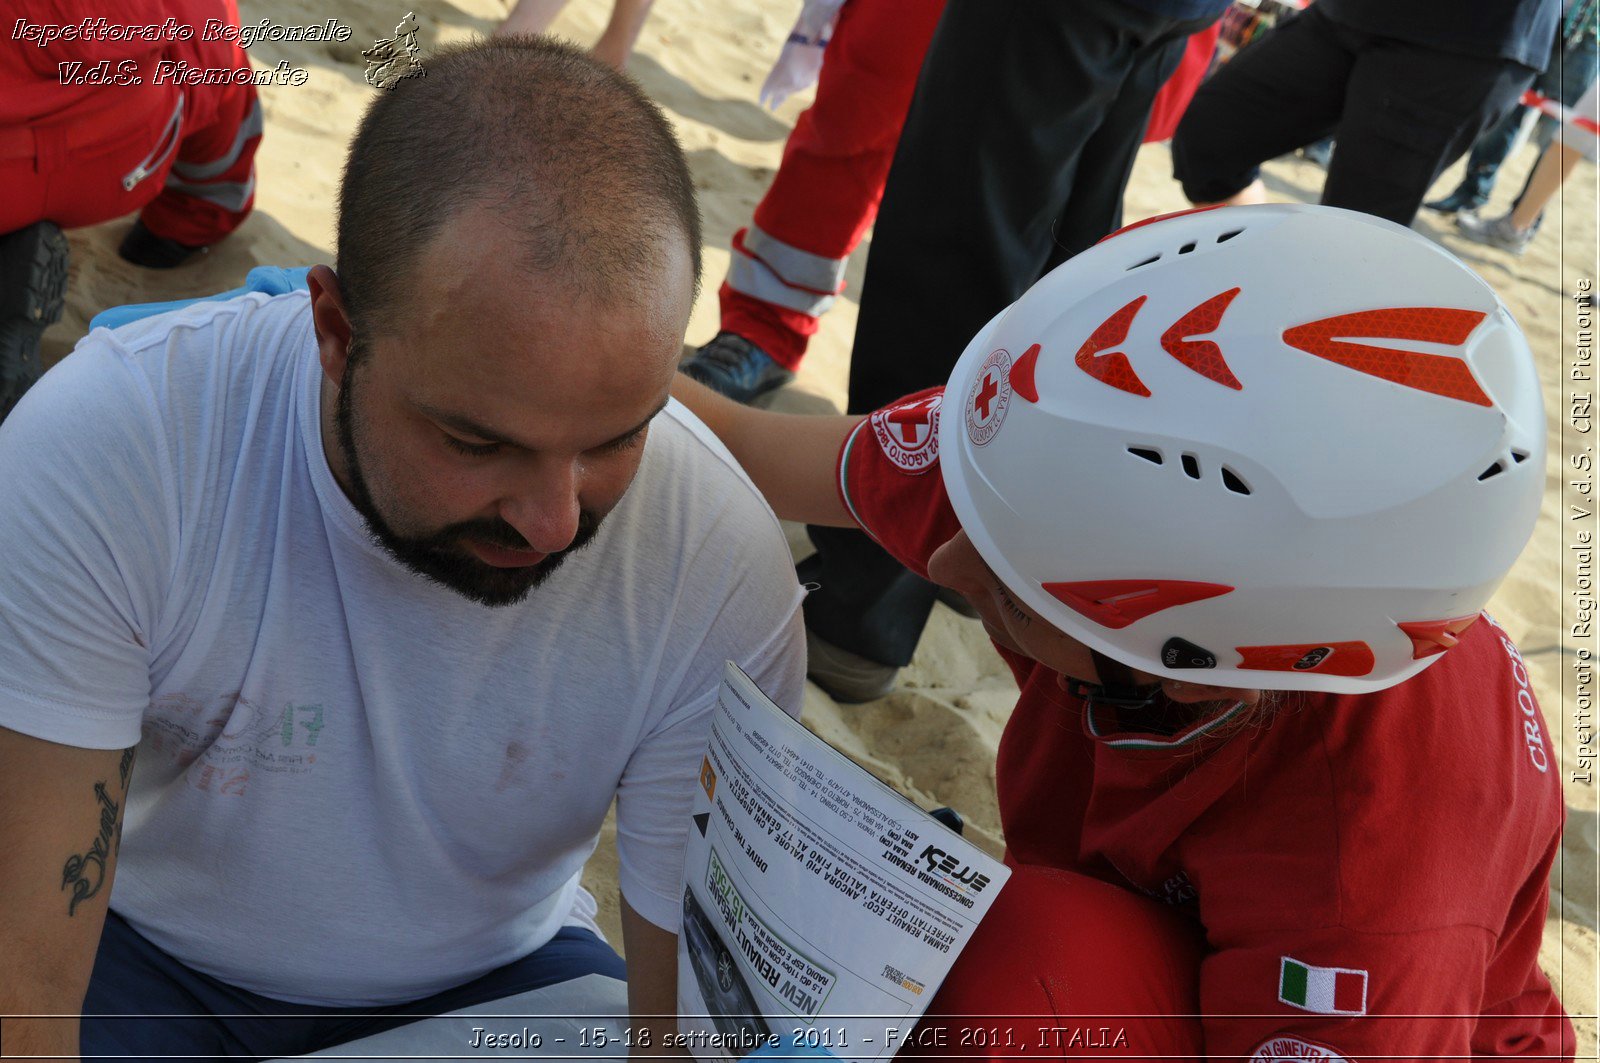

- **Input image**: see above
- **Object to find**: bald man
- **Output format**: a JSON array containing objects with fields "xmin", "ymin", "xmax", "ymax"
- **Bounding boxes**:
[{"xmin": 0, "ymin": 37, "xmax": 804, "ymax": 1060}]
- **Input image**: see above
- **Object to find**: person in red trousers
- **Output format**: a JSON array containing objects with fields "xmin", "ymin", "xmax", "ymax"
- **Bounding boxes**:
[
  {"xmin": 0, "ymin": 0, "xmax": 262, "ymax": 418},
  {"xmin": 681, "ymin": 0, "xmax": 1219, "ymax": 404},
  {"xmin": 681, "ymin": 0, "xmax": 946, "ymax": 402}
]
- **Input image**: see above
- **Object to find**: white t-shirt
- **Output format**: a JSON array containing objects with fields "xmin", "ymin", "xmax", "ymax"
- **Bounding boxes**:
[{"xmin": 0, "ymin": 290, "xmax": 805, "ymax": 1006}]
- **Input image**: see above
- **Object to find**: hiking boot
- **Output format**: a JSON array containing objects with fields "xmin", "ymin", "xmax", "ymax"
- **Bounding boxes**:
[
  {"xmin": 0, "ymin": 221, "xmax": 70, "ymax": 421},
  {"xmin": 1423, "ymin": 189, "xmax": 1487, "ymax": 216},
  {"xmin": 1456, "ymin": 212, "xmax": 1534, "ymax": 255},
  {"xmin": 805, "ymin": 625, "xmax": 899, "ymax": 703},
  {"xmin": 118, "ymin": 218, "xmax": 206, "ymax": 269},
  {"xmin": 680, "ymin": 331, "xmax": 794, "ymax": 403}
]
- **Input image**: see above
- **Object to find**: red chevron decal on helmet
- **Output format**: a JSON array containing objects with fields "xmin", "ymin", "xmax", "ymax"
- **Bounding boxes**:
[
  {"xmin": 1161, "ymin": 288, "xmax": 1243, "ymax": 390},
  {"xmin": 1281, "ymin": 307, "xmax": 1491, "ymax": 406},
  {"xmin": 1010, "ymin": 343, "xmax": 1042, "ymax": 402},
  {"xmin": 1236, "ymin": 641, "xmax": 1375, "ymax": 677},
  {"xmin": 1075, "ymin": 297, "xmax": 1151, "ymax": 397},
  {"xmin": 1042, "ymin": 579, "xmax": 1233, "ymax": 630},
  {"xmin": 1397, "ymin": 614, "xmax": 1480, "ymax": 659}
]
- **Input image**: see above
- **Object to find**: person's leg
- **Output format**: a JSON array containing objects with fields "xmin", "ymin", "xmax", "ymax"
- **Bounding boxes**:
[
  {"xmin": 497, "ymin": 0, "xmax": 572, "ymax": 37},
  {"xmin": 901, "ymin": 866, "xmax": 1204, "ymax": 1061},
  {"xmin": 80, "ymin": 910, "xmax": 329, "ymax": 1062},
  {"xmin": 1510, "ymin": 141, "xmax": 1584, "ymax": 229},
  {"xmin": 1171, "ymin": 6, "xmax": 1354, "ymax": 206},
  {"xmin": 306, "ymin": 926, "xmax": 626, "ymax": 1049},
  {"xmin": 807, "ymin": 0, "xmax": 1217, "ymax": 680},
  {"xmin": 1048, "ymin": 10, "xmax": 1218, "ymax": 259},
  {"xmin": 1518, "ymin": 31, "xmax": 1599, "ymax": 199},
  {"xmin": 1324, "ymin": 44, "xmax": 1533, "ymax": 225},
  {"xmin": 129, "ymin": 78, "xmax": 262, "ymax": 263},
  {"xmin": 1458, "ymin": 135, "xmax": 1588, "ymax": 253},
  {"xmin": 1435, "ymin": 102, "xmax": 1529, "ymax": 210},
  {"xmin": 1430, "ymin": 26, "xmax": 1577, "ymax": 213},
  {"xmin": 717, "ymin": 0, "xmax": 946, "ymax": 372},
  {"xmin": 592, "ymin": 0, "xmax": 655, "ymax": 69}
]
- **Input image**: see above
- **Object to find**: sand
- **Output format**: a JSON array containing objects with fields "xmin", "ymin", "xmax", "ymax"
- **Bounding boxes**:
[{"xmin": 33, "ymin": 0, "xmax": 1599, "ymax": 1048}]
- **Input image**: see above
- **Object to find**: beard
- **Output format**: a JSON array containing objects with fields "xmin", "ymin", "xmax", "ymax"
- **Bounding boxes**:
[{"xmin": 334, "ymin": 351, "xmax": 602, "ymax": 607}]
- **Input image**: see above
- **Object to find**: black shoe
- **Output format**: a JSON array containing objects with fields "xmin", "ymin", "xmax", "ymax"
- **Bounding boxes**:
[
  {"xmin": 0, "ymin": 221, "xmax": 69, "ymax": 421},
  {"xmin": 118, "ymin": 218, "xmax": 206, "ymax": 269},
  {"xmin": 680, "ymin": 331, "xmax": 795, "ymax": 404},
  {"xmin": 1422, "ymin": 190, "xmax": 1486, "ymax": 216}
]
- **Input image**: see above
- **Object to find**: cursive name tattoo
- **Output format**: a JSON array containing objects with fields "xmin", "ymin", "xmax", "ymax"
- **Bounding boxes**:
[
  {"xmin": 118, "ymin": 746, "xmax": 135, "ymax": 790},
  {"xmin": 61, "ymin": 782, "xmax": 120, "ymax": 916}
]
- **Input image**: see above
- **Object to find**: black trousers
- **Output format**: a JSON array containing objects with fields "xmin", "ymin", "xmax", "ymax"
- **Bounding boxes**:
[
  {"xmin": 805, "ymin": 0, "xmax": 1222, "ymax": 668},
  {"xmin": 1171, "ymin": 5, "xmax": 1538, "ymax": 225}
]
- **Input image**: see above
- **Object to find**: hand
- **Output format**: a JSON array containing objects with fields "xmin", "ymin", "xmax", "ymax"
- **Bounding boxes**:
[{"xmin": 759, "ymin": 0, "xmax": 844, "ymax": 109}]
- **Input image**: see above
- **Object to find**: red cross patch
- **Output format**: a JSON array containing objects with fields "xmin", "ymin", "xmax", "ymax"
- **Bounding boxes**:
[
  {"xmin": 966, "ymin": 349, "xmax": 1013, "ymax": 446},
  {"xmin": 1249, "ymin": 1036, "xmax": 1349, "ymax": 1061},
  {"xmin": 870, "ymin": 393, "xmax": 943, "ymax": 473}
]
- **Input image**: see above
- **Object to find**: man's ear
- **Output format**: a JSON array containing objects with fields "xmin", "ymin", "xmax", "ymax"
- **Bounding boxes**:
[{"xmin": 307, "ymin": 265, "xmax": 355, "ymax": 386}]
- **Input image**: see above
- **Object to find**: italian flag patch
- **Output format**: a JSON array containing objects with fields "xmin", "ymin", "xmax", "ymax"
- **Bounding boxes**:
[{"xmin": 1278, "ymin": 956, "xmax": 1367, "ymax": 1015}]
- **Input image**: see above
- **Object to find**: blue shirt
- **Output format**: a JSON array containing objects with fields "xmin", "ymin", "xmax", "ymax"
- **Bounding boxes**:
[{"xmin": 1318, "ymin": 0, "xmax": 1562, "ymax": 70}]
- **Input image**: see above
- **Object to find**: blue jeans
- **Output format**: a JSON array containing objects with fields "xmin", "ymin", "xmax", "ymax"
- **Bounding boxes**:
[
  {"xmin": 1449, "ymin": 32, "xmax": 1599, "ymax": 208},
  {"xmin": 80, "ymin": 911, "xmax": 625, "ymax": 1062}
]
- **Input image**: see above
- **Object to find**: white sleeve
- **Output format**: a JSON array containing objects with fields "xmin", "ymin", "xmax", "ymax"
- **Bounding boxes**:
[
  {"xmin": 0, "ymin": 336, "xmax": 175, "ymax": 749},
  {"xmin": 612, "ymin": 474, "xmax": 807, "ymax": 931}
]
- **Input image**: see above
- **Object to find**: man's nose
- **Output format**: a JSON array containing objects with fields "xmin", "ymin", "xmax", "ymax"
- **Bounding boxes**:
[{"xmin": 497, "ymin": 459, "xmax": 581, "ymax": 554}]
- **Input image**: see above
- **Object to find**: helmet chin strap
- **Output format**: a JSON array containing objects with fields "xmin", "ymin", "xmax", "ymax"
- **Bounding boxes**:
[{"xmin": 1064, "ymin": 648, "xmax": 1163, "ymax": 711}]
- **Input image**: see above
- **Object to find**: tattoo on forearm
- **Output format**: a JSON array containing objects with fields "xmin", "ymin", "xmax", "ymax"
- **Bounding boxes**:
[
  {"xmin": 61, "ymin": 747, "xmax": 135, "ymax": 917},
  {"xmin": 118, "ymin": 747, "xmax": 135, "ymax": 790}
]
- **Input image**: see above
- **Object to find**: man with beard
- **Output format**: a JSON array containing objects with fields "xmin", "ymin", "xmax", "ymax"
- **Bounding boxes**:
[{"xmin": 0, "ymin": 38, "xmax": 804, "ymax": 1060}]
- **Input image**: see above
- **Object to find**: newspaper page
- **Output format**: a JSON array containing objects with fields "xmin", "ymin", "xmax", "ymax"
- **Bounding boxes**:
[{"xmin": 676, "ymin": 663, "xmax": 1011, "ymax": 1063}]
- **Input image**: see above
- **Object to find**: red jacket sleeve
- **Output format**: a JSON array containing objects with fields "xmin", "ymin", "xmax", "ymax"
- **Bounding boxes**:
[
  {"xmin": 1199, "ymin": 922, "xmax": 1570, "ymax": 1061},
  {"xmin": 835, "ymin": 388, "xmax": 962, "ymax": 578}
]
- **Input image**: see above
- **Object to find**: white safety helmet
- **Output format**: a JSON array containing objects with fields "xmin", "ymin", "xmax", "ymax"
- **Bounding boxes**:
[{"xmin": 939, "ymin": 204, "xmax": 1544, "ymax": 694}]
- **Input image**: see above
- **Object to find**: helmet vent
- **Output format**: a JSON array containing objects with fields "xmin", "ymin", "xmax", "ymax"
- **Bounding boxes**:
[
  {"xmin": 1216, "ymin": 229, "xmax": 1243, "ymax": 244},
  {"xmin": 1127, "ymin": 254, "xmax": 1161, "ymax": 271},
  {"xmin": 1221, "ymin": 467, "xmax": 1252, "ymax": 495},
  {"xmin": 1129, "ymin": 447, "xmax": 1252, "ymax": 496},
  {"xmin": 1479, "ymin": 448, "xmax": 1532, "ymax": 482},
  {"xmin": 1178, "ymin": 242, "xmax": 1198, "ymax": 255}
]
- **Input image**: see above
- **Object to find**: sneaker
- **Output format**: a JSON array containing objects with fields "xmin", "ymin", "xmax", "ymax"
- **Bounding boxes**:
[
  {"xmin": 0, "ymin": 221, "xmax": 70, "ymax": 421},
  {"xmin": 1455, "ymin": 211, "xmax": 1534, "ymax": 255},
  {"xmin": 118, "ymin": 218, "xmax": 206, "ymax": 269},
  {"xmin": 1422, "ymin": 189, "xmax": 1487, "ymax": 216},
  {"xmin": 680, "ymin": 331, "xmax": 795, "ymax": 404},
  {"xmin": 805, "ymin": 625, "xmax": 899, "ymax": 703}
]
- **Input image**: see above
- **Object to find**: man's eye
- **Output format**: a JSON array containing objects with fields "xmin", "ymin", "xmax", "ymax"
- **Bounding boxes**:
[
  {"xmin": 442, "ymin": 433, "xmax": 501, "ymax": 457},
  {"xmin": 599, "ymin": 428, "xmax": 647, "ymax": 455},
  {"xmin": 997, "ymin": 586, "xmax": 1031, "ymax": 626}
]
